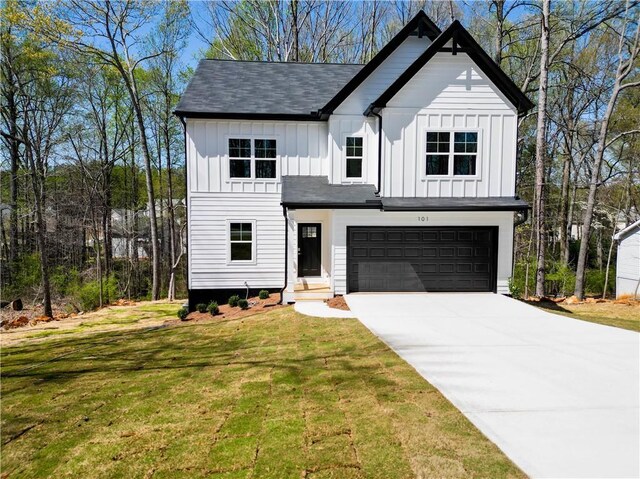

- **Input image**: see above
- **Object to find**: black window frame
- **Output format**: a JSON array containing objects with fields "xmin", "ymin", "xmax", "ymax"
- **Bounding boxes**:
[
  {"xmin": 228, "ymin": 138, "xmax": 278, "ymax": 180},
  {"xmin": 345, "ymin": 136, "xmax": 364, "ymax": 179},
  {"xmin": 425, "ymin": 131, "xmax": 478, "ymax": 177}
]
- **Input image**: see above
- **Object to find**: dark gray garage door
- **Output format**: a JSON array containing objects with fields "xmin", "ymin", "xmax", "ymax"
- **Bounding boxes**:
[{"xmin": 347, "ymin": 226, "xmax": 498, "ymax": 293}]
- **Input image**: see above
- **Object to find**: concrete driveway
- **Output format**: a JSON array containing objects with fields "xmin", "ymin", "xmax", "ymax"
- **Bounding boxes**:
[{"xmin": 345, "ymin": 293, "xmax": 640, "ymax": 479}]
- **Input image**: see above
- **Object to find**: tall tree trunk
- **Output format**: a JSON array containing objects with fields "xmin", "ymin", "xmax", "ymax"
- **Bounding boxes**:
[
  {"xmin": 291, "ymin": 0, "xmax": 299, "ymax": 62},
  {"xmin": 164, "ymin": 123, "xmax": 177, "ymax": 301},
  {"xmin": 26, "ymin": 146, "xmax": 53, "ymax": 318},
  {"xmin": 534, "ymin": 0, "xmax": 550, "ymax": 297},
  {"xmin": 103, "ymin": 2, "xmax": 161, "ymax": 300},
  {"xmin": 0, "ymin": 28, "xmax": 20, "ymax": 270},
  {"xmin": 559, "ymin": 155, "xmax": 571, "ymax": 264},
  {"xmin": 493, "ymin": 0, "xmax": 505, "ymax": 65}
]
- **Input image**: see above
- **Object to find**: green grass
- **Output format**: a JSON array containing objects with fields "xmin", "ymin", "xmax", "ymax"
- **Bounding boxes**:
[{"xmin": 1, "ymin": 306, "xmax": 524, "ymax": 478}]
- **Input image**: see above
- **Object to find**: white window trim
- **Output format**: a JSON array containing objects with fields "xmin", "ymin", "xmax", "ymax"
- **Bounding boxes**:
[
  {"xmin": 341, "ymin": 133, "xmax": 367, "ymax": 183},
  {"xmin": 226, "ymin": 219, "xmax": 257, "ymax": 265},
  {"xmin": 225, "ymin": 135, "xmax": 280, "ymax": 182},
  {"xmin": 420, "ymin": 128, "xmax": 482, "ymax": 180}
]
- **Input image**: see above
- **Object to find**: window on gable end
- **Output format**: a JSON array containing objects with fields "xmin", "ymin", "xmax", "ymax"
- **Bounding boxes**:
[{"xmin": 426, "ymin": 132, "xmax": 450, "ymax": 175}]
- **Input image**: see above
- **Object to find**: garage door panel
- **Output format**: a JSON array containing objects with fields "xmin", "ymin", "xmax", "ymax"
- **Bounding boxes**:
[
  {"xmin": 347, "ymin": 226, "xmax": 497, "ymax": 293},
  {"xmin": 422, "ymin": 232, "xmax": 438, "ymax": 241},
  {"xmin": 352, "ymin": 232, "xmax": 368, "ymax": 242},
  {"xmin": 457, "ymin": 263, "xmax": 473, "ymax": 273}
]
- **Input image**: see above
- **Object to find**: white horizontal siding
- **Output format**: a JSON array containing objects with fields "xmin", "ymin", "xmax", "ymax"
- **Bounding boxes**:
[
  {"xmin": 616, "ymin": 231, "xmax": 640, "ymax": 297},
  {"xmin": 331, "ymin": 210, "xmax": 514, "ymax": 295},
  {"xmin": 186, "ymin": 120, "xmax": 328, "ymax": 193},
  {"xmin": 188, "ymin": 192, "xmax": 284, "ymax": 289},
  {"xmin": 335, "ymin": 36, "xmax": 431, "ymax": 115}
]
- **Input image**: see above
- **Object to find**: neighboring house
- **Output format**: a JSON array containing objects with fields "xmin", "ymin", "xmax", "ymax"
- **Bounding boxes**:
[
  {"xmin": 174, "ymin": 13, "xmax": 533, "ymax": 308},
  {"xmin": 613, "ymin": 219, "xmax": 640, "ymax": 299}
]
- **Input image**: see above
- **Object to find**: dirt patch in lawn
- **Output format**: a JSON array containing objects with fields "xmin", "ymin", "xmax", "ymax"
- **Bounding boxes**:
[
  {"xmin": 325, "ymin": 295, "xmax": 350, "ymax": 311},
  {"xmin": 0, "ymin": 300, "xmax": 184, "ymax": 347}
]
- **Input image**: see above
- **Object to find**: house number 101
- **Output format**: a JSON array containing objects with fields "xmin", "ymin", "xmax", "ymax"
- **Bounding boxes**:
[{"xmin": 417, "ymin": 216, "xmax": 429, "ymax": 222}]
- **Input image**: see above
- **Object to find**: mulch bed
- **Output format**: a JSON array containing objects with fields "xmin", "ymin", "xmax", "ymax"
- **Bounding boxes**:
[
  {"xmin": 177, "ymin": 293, "xmax": 286, "ymax": 324},
  {"xmin": 325, "ymin": 295, "xmax": 350, "ymax": 311}
]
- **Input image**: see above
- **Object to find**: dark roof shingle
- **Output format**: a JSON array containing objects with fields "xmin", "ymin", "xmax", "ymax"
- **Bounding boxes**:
[
  {"xmin": 281, "ymin": 176, "xmax": 380, "ymax": 208},
  {"xmin": 175, "ymin": 60, "xmax": 363, "ymax": 119}
]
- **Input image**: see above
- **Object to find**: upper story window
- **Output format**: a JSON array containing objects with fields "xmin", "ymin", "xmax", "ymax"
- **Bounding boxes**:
[
  {"xmin": 229, "ymin": 138, "xmax": 277, "ymax": 179},
  {"xmin": 345, "ymin": 137, "xmax": 363, "ymax": 178},
  {"xmin": 425, "ymin": 131, "xmax": 478, "ymax": 176}
]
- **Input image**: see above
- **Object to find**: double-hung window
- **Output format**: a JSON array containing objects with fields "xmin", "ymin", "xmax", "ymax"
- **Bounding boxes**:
[
  {"xmin": 229, "ymin": 138, "xmax": 277, "ymax": 179},
  {"xmin": 345, "ymin": 137, "xmax": 363, "ymax": 178},
  {"xmin": 229, "ymin": 222, "xmax": 253, "ymax": 261},
  {"xmin": 425, "ymin": 131, "xmax": 478, "ymax": 176}
]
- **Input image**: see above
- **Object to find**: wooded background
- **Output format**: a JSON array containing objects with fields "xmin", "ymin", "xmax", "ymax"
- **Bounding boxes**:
[{"xmin": 1, "ymin": 0, "xmax": 638, "ymax": 317}]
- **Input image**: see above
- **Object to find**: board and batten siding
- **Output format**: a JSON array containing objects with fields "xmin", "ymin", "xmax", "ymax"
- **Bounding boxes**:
[
  {"xmin": 188, "ymin": 192, "xmax": 284, "ymax": 289},
  {"xmin": 328, "ymin": 115, "xmax": 379, "ymax": 185},
  {"xmin": 381, "ymin": 52, "xmax": 518, "ymax": 198},
  {"xmin": 334, "ymin": 36, "xmax": 432, "ymax": 115},
  {"xmin": 616, "ymin": 229, "xmax": 640, "ymax": 298},
  {"xmin": 186, "ymin": 119, "xmax": 328, "ymax": 194}
]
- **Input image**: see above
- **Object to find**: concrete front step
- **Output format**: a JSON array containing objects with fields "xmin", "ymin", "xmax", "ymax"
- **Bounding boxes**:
[{"xmin": 293, "ymin": 291, "xmax": 334, "ymax": 301}]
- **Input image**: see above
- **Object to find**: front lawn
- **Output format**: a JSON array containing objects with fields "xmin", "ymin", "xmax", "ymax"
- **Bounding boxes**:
[
  {"xmin": 529, "ymin": 300, "xmax": 640, "ymax": 332},
  {"xmin": 1, "ymin": 305, "xmax": 523, "ymax": 478}
]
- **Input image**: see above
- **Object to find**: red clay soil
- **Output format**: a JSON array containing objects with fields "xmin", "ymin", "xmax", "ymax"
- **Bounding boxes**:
[
  {"xmin": 324, "ymin": 295, "xmax": 350, "ymax": 311},
  {"xmin": 1, "ymin": 302, "xmax": 72, "ymax": 329},
  {"xmin": 179, "ymin": 293, "xmax": 285, "ymax": 324}
]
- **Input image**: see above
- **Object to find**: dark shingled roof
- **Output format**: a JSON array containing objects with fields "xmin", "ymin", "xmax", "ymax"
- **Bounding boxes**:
[
  {"xmin": 381, "ymin": 197, "xmax": 529, "ymax": 211},
  {"xmin": 281, "ymin": 176, "xmax": 380, "ymax": 208},
  {"xmin": 281, "ymin": 177, "xmax": 530, "ymax": 211},
  {"xmin": 175, "ymin": 60, "xmax": 364, "ymax": 119}
]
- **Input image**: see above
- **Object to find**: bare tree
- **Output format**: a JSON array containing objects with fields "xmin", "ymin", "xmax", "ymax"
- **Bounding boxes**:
[
  {"xmin": 574, "ymin": 5, "xmax": 640, "ymax": 299},
  {"xmin": 48, "ymin": 0, "xmax": 173, "ymax": 300},
  {"xmin": 533, "ymin": 0, "xmax": 550, "ymax": 297}
]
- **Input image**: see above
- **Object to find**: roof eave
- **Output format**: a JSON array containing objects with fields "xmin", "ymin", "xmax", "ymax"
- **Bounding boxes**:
[
  {"xmin": 382, "ymin": 205, "xmax": 530, "ymax": 212},
  {"xmin": 282, "ymin": 202, "xmax": 382, "ymax": 209},
  {"xmin": 173, "ymin": 111, "xmax": 323, "ymax": 122},
  {"xmin": 369, "ymin": 21, "xmax": 534, "ymax": 116},
  {"xmin": 613, "ymin": 219, "xmax": 640, "ymax": 241},
  {"xmin": 320, "ymin": 11, "xmax": 441, "ymax": 116}
]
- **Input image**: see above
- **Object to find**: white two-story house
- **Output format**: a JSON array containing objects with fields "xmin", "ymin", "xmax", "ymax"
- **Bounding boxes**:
[{"xmin": 175, "ymin": 13, "xmax": 533, "ymax": 308}]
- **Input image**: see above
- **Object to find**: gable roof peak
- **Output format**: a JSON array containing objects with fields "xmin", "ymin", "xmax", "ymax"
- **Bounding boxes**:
[
  {"xmin": 319, "ymin": 10, "xmax": 441, "ymax": 117},
  {"xmin": 367, "ymin": 19, "xmax": 534, "ymax": 116}
]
